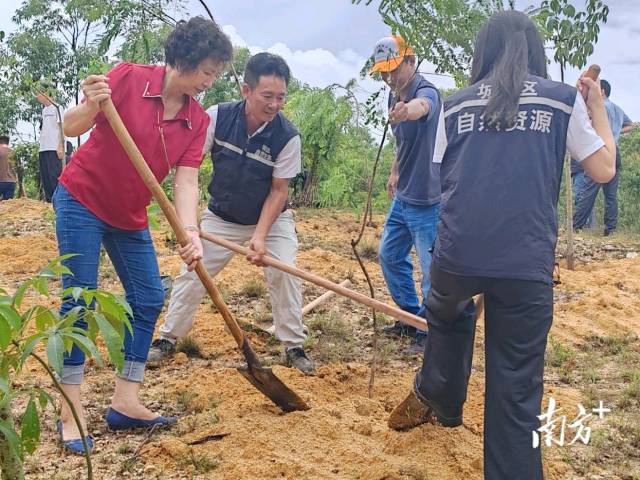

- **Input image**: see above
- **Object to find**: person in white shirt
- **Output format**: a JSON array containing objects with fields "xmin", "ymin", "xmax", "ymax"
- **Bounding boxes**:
[{"xmin": 36, "ymin": 91, "xmax": 64, "ymax": 202}]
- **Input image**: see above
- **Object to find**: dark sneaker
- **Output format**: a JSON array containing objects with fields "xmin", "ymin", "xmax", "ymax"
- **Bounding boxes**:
[
  {"xmin": 147, "ymin": 338, "xmax": 176, "ymax": 363},
  {"xmin": 388, "ymin": 390, "xmax": 433, "ymax": 431},
  {"xmin": 604, "ymin": 229, "xmax": 614, "ymax": 237},
  {"xmin": 402, "ymin": 333, "xmax": 428, "ymax": 356},
  {"xmin": 382, "ymin": 321, "xmax": 418, "ymax": 338},
  {"xmin": 285, "ymin": 347, "xmax": 316, "ymax": 374}
]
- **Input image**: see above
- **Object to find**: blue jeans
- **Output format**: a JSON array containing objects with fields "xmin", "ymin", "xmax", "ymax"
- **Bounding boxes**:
[
  {"xmin": 572, "ymin": 171, "xmax": 595, "ymax": 228},
  {"xmin": 573, "ymin": 169, "xmax": 620, "ymax": 234},
  {"xmin": 379, "ymin": 198, "xmax": 440, "ymax": 334},
  {"xmin": 53, "ymin": 184, "xmax": 164, "ymax": 384}
]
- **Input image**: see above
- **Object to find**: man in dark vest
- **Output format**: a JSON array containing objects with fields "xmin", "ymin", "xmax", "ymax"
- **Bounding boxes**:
[
  {"xmin": 149, "ymin": 53, "xmax": 314, "ymax": 373},
  {"xmin": 371, "ymin": 36, "xmax": 442, "ymax": 355}
]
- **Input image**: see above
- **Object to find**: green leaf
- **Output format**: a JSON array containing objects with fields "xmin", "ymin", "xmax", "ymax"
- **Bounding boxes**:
[
  {"xmin": 32, "ymin": 305, "xmax": 57, "ymax": 331},
  {"xmin": 65, "ymin": 332, "xmax": 103, "ymax": 366},
  {"xmin": 0, "ymin": 305, "xmax": 22, "ymax": 330},
  {"xmin": 19, "ymin": 333, "xmax": 46, "ymax": 366},
  {"xmin": 564, "ymin": 4, "xmax": 575, "ymax": 17},
  {"xmin": 0, "ymin": 421, "xmax": 22, "ymax": 462},
  {"xmin": 20, "ymin": 398, "xmax": 40, "ymax": 454},
  {"xmin": 0, "ymin": 316, "xmax": 11, "ymax": 350},
  {"xmin": 46, "ymin": 334, "xmax": 64, "ymax": 375},
  {"xmin": 94, "ymin": 313, "xmax": 124, "ymax": 371},
  {"xmin": 34, "ymin": 277, "xmax": 48, "ymax": 296},
  {"xmin": 0, "ymin": 378, "xmax": 10, "ymax": 408},
  {"xmin": 37, "ymin": 389, "xmax": 54, "ymax": 410},
  {"xmin": 12, "ymin": 282, "xmax": 30, "ymax": 309}
]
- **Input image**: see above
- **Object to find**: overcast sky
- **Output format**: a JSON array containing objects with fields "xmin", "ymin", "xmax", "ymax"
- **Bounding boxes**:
[{"xmin": 1, "ymin": 0, "xmax": 638, "ymax": 140}]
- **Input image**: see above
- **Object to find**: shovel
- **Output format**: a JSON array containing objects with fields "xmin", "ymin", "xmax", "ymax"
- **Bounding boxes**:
[
  {"xmin": 199, "ymin": 231, "xmax": 429, "ymax": 331},
  {"xmin": 100, "ymin": 99, "xmax": 309, "ymax": 413}
]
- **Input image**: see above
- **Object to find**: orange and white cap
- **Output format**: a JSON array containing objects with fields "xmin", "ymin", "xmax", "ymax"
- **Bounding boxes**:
[{"xmin": 370, "ymin": 36, "xmax": 414, "ymax": 74}]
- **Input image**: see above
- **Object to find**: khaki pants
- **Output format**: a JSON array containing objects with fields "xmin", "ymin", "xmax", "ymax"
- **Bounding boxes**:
[{"xmin": 159, "ymin": 209, "xmax": 305, "ymax": 348}]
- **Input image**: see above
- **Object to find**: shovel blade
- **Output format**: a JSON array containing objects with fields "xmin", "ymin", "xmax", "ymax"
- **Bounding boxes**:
[{"xmin": 237, "ymin": 338, "xmax": 310, "ymax": 412}]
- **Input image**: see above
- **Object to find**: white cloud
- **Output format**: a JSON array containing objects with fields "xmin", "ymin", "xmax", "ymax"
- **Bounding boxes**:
[{"xmin": 220, "ymin": 23, "xmax": 457, "ymax": 129}]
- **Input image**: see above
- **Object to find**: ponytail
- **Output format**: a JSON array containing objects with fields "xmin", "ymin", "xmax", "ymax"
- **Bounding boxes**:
[
  {"xmin": 469, "ymin": 11, "xmax": 548, "ymax": 131},
  {"xmin": 484, "ymin": 31, "xmax": 528, "ymax": 130}
]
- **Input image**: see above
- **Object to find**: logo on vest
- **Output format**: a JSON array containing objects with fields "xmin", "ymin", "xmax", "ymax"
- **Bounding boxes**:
[{"xmin": 254, "ymin": 145, "xmax": 273, "ymax": 162}]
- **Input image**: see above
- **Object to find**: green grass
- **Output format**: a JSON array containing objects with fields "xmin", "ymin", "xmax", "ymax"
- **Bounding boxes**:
[
  {"xmin": 304, "ymin": 312, "xmax": 358, "ymax": 363},
  {"xmin": 544, "ymin": 333, "xmax": 640, "ymax": 477},
  {"xmin": 176, "ymin": 335, "xmax": 203, "ymax": 358},
  {"xmin": 240, "ymin": 278, "xmax": 267, "ymax": 298}
]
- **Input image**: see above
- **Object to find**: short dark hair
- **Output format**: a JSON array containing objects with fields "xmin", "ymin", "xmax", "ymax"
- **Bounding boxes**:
[
  {"xmin": 164, "ymin": 16, "xmax": 233, "ymax": 73},
  {"xmin": 244, "ymin": 52, "xmax": 291, "ymax": 89},
  {"xmin": 600, "ymin": 79, "xmax": 611, "ymax": 98},
  {"xmin": 0, "ymin": 135, "xmax": 9, "ymax": 145}
]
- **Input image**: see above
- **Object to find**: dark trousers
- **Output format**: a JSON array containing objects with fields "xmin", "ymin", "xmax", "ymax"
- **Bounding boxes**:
[
  {"xmin": 415, "ymin": 265, "xmax": 553, "ymax": 480},
  {"xmin": 38, "ymin": 150, "xmax": 62, "ymax": 202},
  {"xmin": 0, "ymin": 181, "xmax": 15, "ymax": 200},
  {"xmin": 573, "ymin": 149, "xmax": 621, "ymax": 234}
]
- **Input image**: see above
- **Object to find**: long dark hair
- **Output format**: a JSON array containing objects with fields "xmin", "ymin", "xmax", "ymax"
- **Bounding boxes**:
[{"xmin": 470, "ymin": 11, "xmax": 547, "ymax": 129}]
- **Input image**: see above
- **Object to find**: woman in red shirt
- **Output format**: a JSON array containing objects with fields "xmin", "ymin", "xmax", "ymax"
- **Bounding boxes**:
[{"xmin": 55, "ymin": 17, "xmax": 232, "ymax": 454}]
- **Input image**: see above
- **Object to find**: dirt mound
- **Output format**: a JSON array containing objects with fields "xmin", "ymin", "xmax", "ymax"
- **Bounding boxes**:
[{"xmin": 2, "ymin": 199, "xmax": 639, "ymax": 479}]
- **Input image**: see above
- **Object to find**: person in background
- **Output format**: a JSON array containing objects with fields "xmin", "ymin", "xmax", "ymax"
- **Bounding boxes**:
[
  {"xmin": 54, "ymin": 16, "xmax": 232, "ymax": 455},
  {"xmin": 36, "ymin": 89, "xmax": 64, "ymax": 202},
  {"xmin": 573, "ymin": 78, "xmax": 637, "ymax": 235},
  {"xmin": 0, "ymin": 135, "xmax": 16, "ymax": 200},
  {"xmin": 388, "ymin": 11, "xmax": 615, "ymax": 480},
  {"xmin": 370, "ymin": 35, "xmax": 442, "ymax": 355}
]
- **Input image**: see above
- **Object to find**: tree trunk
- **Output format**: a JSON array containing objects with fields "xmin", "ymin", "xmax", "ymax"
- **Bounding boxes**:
[
  {"xmin": 302, "ymin": 155, "xmax": 319, "ymax": 206},
  {"xmin": 560, "ymin": 64, "xmax": 575, "ymax": 270},
  {"xmin": 565, "ymin": 153, "xmax": 575, "ymax": 270},
  {"xmin": 0, "ymin": 401, "xmax": 24, "ymax": 480}
]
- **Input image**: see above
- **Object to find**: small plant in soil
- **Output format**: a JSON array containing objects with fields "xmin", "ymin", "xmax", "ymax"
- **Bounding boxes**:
[
  {"xmin": 176, "ymin": 336, "xmax": 203, "ymax": 358},
  {"xmin": 0, "ymin": 256, "xmax": 132, "ymax": 480},
  {"xmin": 240, "ymin": 278, "xmax": 267, "ymax": 299},
  {"xmin": 182, "ymin": 450, "xmax": 218, "ymax": 474},
  {"xmin": 358, "ymin": 238, "xmax": 379, "ymax": 261}
]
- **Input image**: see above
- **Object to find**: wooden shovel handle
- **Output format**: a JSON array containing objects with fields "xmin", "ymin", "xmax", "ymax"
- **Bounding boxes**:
[
  {"xmin": 199, "ymin": 231, "xmax": 429, "ymax": 331},
  {"xmin": 100, "ymin": 99, "xmax": 246, "ymax": 348}
]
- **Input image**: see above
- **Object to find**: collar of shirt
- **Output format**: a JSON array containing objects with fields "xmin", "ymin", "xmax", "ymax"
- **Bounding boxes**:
[
  {"xmin": 141, "ymin": 65, "xmax": 194, "ymax": 130},
  {"xmin": 240, "ymin": 101, "xmax": 269, "ymax": 139},
  {"xmin": 391, "ymin": 74, "xmax": 422, "ymax": 104}
]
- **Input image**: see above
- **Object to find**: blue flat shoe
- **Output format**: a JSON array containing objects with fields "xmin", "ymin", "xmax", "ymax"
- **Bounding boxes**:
[
  {"xmin": 105, "ymin": 407, "xmax": 177, "ymax": 431},
  {"xmin": 56, "ymin": 420, "xmax": 94, "ymax": 455}
]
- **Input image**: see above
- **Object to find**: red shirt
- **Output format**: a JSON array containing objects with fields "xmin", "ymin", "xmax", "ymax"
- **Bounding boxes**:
[{"xmin": 60, "ymin": 62, "xmax": 209, "ymax": 230}]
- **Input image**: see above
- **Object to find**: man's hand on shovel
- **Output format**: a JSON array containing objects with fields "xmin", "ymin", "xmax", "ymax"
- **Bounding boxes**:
[
  {"xmin": 247, "ymin": 234, "xmax": 267, "ymax": 267},
  {"xmin": 179, "ymin": 229, "xmax": 204, "ymax": 272}
]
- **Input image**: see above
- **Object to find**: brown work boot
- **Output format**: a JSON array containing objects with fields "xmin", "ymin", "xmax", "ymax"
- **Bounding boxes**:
[{"xmin": 388, "ymin": 390, "xmax": 433, "ymax": 431}]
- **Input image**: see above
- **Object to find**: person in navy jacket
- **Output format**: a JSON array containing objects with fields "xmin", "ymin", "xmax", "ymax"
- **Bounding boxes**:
[{"xmin": 387, "ymin": 10, "xmax": 616, "ymax": 480}]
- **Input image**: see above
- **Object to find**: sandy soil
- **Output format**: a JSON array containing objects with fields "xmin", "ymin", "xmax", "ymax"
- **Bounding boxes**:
[{"xmin": 1, "ymin": 198, "xmax": 639, "ymax": 480}]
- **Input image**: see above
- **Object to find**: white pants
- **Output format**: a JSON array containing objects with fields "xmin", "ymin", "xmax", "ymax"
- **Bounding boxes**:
[{"xmin": 159, "ymin": 209, "xmax": 305, "ymax": 348}]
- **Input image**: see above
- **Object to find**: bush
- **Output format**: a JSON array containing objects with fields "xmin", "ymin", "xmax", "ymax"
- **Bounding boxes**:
[{"xmin": 11, "ymin": 142, "xmax": 40, "ymax": 199}]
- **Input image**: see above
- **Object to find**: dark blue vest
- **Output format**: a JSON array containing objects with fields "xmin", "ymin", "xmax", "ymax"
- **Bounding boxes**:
[
  {"xmin": 434, "ymin": 74, "xmax": 577, "ymax": 283},
  {"xmin": 208, "ymin": 101, "xmax": 299, "ymax": 225}
]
